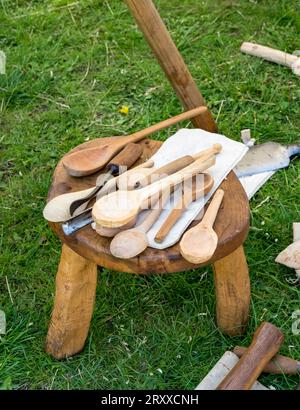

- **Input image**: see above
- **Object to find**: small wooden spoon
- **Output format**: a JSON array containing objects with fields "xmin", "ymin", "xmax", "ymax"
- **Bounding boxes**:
[
  {"xmin": 154, "ymin": 173, "xmax": 214, "ymax": 243},
  {"xmin": 92, "ymin": 154, "xmax": 216, "ymax": 228},
  {"xmin": 43, "ymin": 159, "xmax": 153, "ymax": 222},
  {"xmin": 62, "ymin": 106, "xmax": 208, "ymax": 177},
  {"xmin": 179, "ymin": 189, "xmax": 224, "ymax": 264},
  {"xmin": 110, "ymin": 192, "xmax": 169, "ymax": 259}
]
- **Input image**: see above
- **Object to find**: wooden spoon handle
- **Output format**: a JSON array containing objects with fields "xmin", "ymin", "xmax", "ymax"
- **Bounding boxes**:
[
  {"xmin": 200, "ymin": 189, "xmax": 224, "ymax": 228},
  {"xmin": 217, "ymin": 322, "xmax": 284, "ymax": 390},
  {"xmin": 140, "ymin": 154, "xmax": 216, "ymax": 202},
  {"xmin": 119, "ymin": 106, "xmax": 208, "ymax": 146},
  {"xmin": 134, "ymin": 144, "xmax": 222, "ymax": 189},
  {"xmin": 139, "ymin": 190, "xmax": 170, "ymax": 233},
  {"xmin": 233, "ymin": 346, "xmax": 300, "ymax": 375},
  {"xmin": 192, "ymin": 143, "xmax": 222, "ymax": 160},
  {"xmin": 155, "ymin": 174, "xmax": 213, "ymax": 243},
  {"xmin": 134, "ymin": 155, "xmax": 194, "ymax": 188}
]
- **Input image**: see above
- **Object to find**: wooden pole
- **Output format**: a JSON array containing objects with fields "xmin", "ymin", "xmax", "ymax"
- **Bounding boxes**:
[
  {"xmin": 125, "ymin": 0, "xmax": 217, "ymax": 132},
  {"xmin": 217, "ymin": 323, "xmax": 284, "ymax": 390}
]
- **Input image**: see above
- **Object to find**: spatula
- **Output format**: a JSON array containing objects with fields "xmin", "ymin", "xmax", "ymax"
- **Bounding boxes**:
[
  {"xmin": 179, "ymin": 189, "xmax": 224, "ymax": 264},
  {"xmin": 62, "ymin": 106, "xmax": 208, "ymax": 177},
  {"xmin": 154, "ymin": 173, "xmax": 214, "ymax": 243},
  {"xmin": 92, "ymin": 154, "xmax": 216, "ymax": 228}
]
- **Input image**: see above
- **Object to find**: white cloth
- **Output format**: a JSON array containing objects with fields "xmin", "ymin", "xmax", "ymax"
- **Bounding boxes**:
[
  {"xmin": 143, "ymin": 129, "xmax": 248, "ymax": 249},
  {"xmin": 239, "ymin": 171, "xmax": 275, "ymax": 199}
]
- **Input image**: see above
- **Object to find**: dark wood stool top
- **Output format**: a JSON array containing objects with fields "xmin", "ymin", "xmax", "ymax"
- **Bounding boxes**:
[{"xmin": 47, "ymin": 136, "xmax": 249, "ymax": 274}]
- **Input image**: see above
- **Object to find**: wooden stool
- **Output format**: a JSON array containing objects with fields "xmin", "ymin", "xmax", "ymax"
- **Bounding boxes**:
[
  {"xmin": 45, "ymin": 0, "xmax": 251, "ymax": 359},
  {"xmin": 45, "ymin": 135, "xmax": 250, "ymax": 359}
]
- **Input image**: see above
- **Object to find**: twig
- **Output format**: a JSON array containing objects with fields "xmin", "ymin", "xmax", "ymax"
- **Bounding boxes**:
[
  {"xmin": 14, "ymin": 2, "xmax": 79, "ymax": 19},
  {"xmin": 37, "ymin": 95, "xmax": 70, "ymax": 109},
  {"xmin": 5, "ymin": 275, "xmax": 14, "ymax": 305},
  {"xmin": 252, "ymin": 196, "xmax": 270, "ymax": 211},
  {"xmin": 243, "ymin": 98, "xmax": 276, "ymax": 106},
  {"xmin": 80, "ymin": 61, "xmax": 90, "ymax": 83},
  {"xmin": 105, "ymin": 41, "xmax": 109, "ymax": 67},
  {"xmin": 104, "ymin": 0, "xmax": 114, "ymax": 15},
  {"xmin": 216, "ymin": 99, "xmax": 225, "ymax": 122}
]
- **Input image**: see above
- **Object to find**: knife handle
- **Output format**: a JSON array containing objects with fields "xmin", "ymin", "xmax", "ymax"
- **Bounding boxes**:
[{"xmin": 107, "ymin": 143, "xmax": 142, "ymax": 175}]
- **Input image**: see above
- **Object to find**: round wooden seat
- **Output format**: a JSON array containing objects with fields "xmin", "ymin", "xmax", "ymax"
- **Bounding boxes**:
[{"xmin": 48, "ymin": 136, "xmax": 249, "ymax": 274}]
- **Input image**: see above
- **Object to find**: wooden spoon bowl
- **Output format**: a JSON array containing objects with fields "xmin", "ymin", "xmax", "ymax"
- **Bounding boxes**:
[
  {"xmin": 179, "ymin": 225, "xmax": 218, "ymax": 264},
  {"xmin": 179, "ymin": 189, "xmax": 224, "ymax": 264},
  {"xmin": 111, "ymin": 229, "xmax": 148, "ymax": 259}
]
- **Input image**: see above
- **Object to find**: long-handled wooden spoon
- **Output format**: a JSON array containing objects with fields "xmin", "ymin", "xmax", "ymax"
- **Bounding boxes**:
[
  {"xmin": 154, "ymin": 173, "xmax": 214, "ymax": 243},
  {"xmin": 43, "ymin": 159, "xmax": 154, "ymax": 222},
  {"xmin": 92, "ymin": 154, "xmax": 216, "ymax": 229},
  {"xmin": 179, "ymin": 189, "xmax": 224, "ymax": 264},
  {"xmin": 119, "ymin": 143, "xmax": 221, "ymax": 190},
  {"xmin": 110, "ymin": 191, "xmax": 170, "ymax": 259},
  {"xmin": 62, "ymin": 106, "xmax": 208, "ymax": 177}
]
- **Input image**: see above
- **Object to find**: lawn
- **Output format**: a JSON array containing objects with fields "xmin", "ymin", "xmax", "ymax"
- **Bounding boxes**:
[{"xmin": 0, "ymin": 0, "xmax": 299, "ymax": 390}]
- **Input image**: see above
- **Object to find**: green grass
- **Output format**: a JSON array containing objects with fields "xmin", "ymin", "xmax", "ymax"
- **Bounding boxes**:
[{"xmin": 0, "ymin": 0, "xmax": 300, "ymax": 390}]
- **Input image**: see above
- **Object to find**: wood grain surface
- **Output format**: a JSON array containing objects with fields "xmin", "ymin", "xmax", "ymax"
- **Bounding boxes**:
[
  {"xmin": 125, "ymin": 0, "xmax": 217, "ymax": 132},
  {"xmin": 217, "ymin": 322, "xmax": 284, "ymax": 389},
  {"xmin": 234, "ymin": 346, "xmax": 300, "ymax": 375},
  {"xmin": 45, "ymin": 244, "xmax": 97, "ymax": 359}
]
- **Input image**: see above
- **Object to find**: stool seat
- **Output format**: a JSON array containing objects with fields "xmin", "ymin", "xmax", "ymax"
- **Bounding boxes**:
[{"xmin": 48, "ymin": 136, "xmax": 249, "ymax": 274}]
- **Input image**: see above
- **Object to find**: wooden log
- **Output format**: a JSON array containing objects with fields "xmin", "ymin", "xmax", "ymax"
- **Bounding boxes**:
[
  {"xmin": 45, "ymin": 245, "xmax": 97, "ymax": 359},
  {"xmin": 213, "ymin": 246, "xmax": 250, "ymax": 335},
  {"xmin": 234, "ymin": 346, "xmax": 300, "ymax": 375},
  {"xmin": 241, "ymin": 42, "xmax": 300, "ymax": 76},
  {"xmin": 195, "ymin": 351, "xmax": 268, "ymax": 390},
  {"xmin": 217, "ymin": 322, "xmax": 284, "ymax": 390},
  {"xmin": 125, "ymin": 0, "xmax": 217, "ymax": 132}
]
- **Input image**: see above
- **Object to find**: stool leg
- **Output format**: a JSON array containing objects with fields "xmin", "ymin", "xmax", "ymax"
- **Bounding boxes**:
[
  {"xmin": 213, "ymin": 245, "xmax": 250, "ymax": 336},
  {"xmin": 45, "ymin": 244, "xmax": 97, "ymax": 359}
]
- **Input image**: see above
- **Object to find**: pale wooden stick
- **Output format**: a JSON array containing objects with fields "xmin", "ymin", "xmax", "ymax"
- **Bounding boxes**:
[
  {"xmin": 195, "ymin": 351, "xmax": 268, "ymax": 390},
  {"xmin": 241, "ymin": 42, "xmax": 300, "ymax": 76}
]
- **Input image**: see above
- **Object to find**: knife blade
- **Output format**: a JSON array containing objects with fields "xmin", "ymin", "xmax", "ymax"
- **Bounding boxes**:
[{"xmin": 234, "ymin": 141, "xmax": 300, "ymax": 177}]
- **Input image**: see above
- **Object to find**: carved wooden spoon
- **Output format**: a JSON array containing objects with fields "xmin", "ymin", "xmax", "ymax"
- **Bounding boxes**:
[
  {"xmin": 120, "ymin": 143, "xmax": 221, "ymax": 190},
  {"xmin": 179, "ymin": 189, "xmax": 224, "ymax": 264},
  {"xmin": 62, "ymin": 106, "xmax": 208, "ymax": 177},
  {"xmin": 110, "ymin": 191, "xmax": 170, "ymax": 259},
  {"xmin": 154, "ymin": 172, "xmax": 214, "ymax": 243},
  {"xmin": 43, "ymin": 159, "xmax": 154, "ymax": 222}
]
